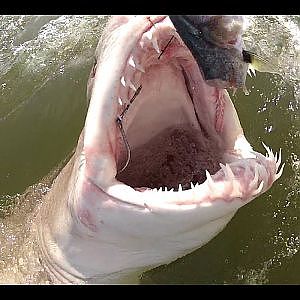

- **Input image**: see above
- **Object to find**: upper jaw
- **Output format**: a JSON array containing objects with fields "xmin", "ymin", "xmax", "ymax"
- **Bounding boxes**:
[{"xmin": 84, "ymin": 15, "xmax": 284, "ymax": 209}]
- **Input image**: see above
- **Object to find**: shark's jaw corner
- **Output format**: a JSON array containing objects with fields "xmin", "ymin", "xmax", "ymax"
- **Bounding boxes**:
[{"xmin": 36, "ymin": 16, "xmax": 284, "ymax": 284}]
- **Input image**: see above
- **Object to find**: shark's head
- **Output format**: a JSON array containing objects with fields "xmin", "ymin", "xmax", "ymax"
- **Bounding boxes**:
[{"xmin": 70, "ymin": 15, "xmax": 284, "ymax": 282}]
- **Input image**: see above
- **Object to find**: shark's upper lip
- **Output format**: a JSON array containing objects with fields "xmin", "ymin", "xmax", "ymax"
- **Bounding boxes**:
[{"xmin": 84, "ymin": 16, "xmax": 284, "ymax": 210}]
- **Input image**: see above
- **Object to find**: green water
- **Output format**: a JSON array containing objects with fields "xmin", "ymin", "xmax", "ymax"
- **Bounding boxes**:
[{"xmin": 0, "ymin": 15, "xmax": 299, "ymax": 284}]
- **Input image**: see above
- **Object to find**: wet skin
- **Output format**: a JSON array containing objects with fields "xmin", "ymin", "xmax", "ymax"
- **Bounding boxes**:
[{"xmin": 31, "ymin": 15, "xmax": 284, "ymax": 284}]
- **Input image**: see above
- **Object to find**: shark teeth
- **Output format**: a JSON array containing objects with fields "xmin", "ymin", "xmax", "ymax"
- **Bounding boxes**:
[
  {"xmin": 247, "ymin": 65, "xmax": 256, "ymax": 77},
  {"xmin": 144, "ymin": 30, "xmax": 160, "ymax": 53},
  {"xmin": 120, "ymin": 75, "xmax": 139, "ymax": 93},
  {"xmin": 128, "ymin": 55, "xmax": 145, "ymax": 73},
  {"xmin": 262, "ymin": 142, "xmax": 275, "ymax": 161},
  {"xmin": 143, "ymin": 142, "xmax": 284, "ymax": 207}
]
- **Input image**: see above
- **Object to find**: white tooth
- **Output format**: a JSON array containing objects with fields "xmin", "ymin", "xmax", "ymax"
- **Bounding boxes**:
[
  {"xmin": 144, "ymin": 30, "xmax": 153, "ymax": 41},
  {"xmin": 251, "ymin": 68, "xmax": 256, "ymax": 77},
  {"xmin": 158, "ymin": 187, "xmax": 163, "ymax": 192},
  {"xmin": 121, "ymin": 76, "xmax": 126, "ymax": 87},
  {"xmin": 220, "ymin": 163, "xmax": 235, "ymax": 181},
  {"xmin": 152, "ymin": 36, "xmax": 160, "ymax": 54},
  {"xmin": 253, "ymin": 180, "xmax": 264, "ymax": 195},
  {"xmin": 139, "ymin": 40, "xmax": 145, "ymax": 49},
  {"xmin": 152, "ymin": 188, "xmax": 158, "ymax": 192},
  {"xmin": 262, "ymin": 142, "xmax": 274, "ymax": 160},
  {"xmin": 178, "ymin": 184, "xmax": 182, "ymax": 192},
  {"xmin": 275, "ymin": 163, "xmax": 285, "ymax": 181},
  {"xmin": 118, "ymin": 97, "xmax": 123, "ymax": 105},
  {"xmin": 163, "ymin": 187, "xmax": 168, "ymax": 192},
  {"xmin": 276, "ymin": 149, "xmax": 282, "ymax": 171},
  {"xmin": 247, "ymin": 68, "xmax": 253, "ymax": 77},
  {"xmin": 128, "ymin": 80, "xmax": 137, "ymax": 91},
  {"xmin": 205, "ymin": 170, "xmax": 214, "ymax": 190},
  {"xmin": 190, "ymin": 182, "xmax": 195, "ymax": 189},
  {"xmin": 226, "ymin": 164, "xmax": 235, "ymax": 180},
  {"xmin": 128, "ymin": 56, "xmax": 135, "ymax": 68},
  {"xmin": 169, "ymin": 188, "xmax": 174, "ymax": 192},
  {"xmin": 128, "ymin": 56, "xmax": 145, "ymax": 73}
]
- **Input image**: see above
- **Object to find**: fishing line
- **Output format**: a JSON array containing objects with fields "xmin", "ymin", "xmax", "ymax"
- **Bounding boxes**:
[
  {"xmin": 116, "ymin": 33, "xmax": 175, "ymax": 173},
  {"xmin": 116, "ymin": 85, "xmax": 142, "ymax": 173},
  {"xmin": 158, "ymin": 35, "xmax": 174, "ymax": 60}
]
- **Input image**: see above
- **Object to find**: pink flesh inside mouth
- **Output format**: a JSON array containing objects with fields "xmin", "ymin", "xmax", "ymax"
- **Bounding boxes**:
[{"xmin": 92, "ymin": 16, "xmax": 285, "ymax": 208}]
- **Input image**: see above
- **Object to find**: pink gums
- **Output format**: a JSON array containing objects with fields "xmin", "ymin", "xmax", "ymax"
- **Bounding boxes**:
[{"xmin": 213, "ymin": 88, "xmax": 225, "ymax": 133}]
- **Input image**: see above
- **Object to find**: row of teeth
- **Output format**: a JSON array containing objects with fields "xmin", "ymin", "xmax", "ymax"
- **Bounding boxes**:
[
  {"xmin": 150, "ymin": 143, "xmax": 284, "ymax": 195},
  {"xmin": 119, "ymin": 22, "xmax": 257, "ymax": 102},
  {"xmin": 118, "ymin": 25, "xmax": 164, "ymax": 105}
]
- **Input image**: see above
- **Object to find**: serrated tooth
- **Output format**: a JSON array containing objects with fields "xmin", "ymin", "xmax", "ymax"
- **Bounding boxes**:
[
  {"xmin": 178, "ymin": 184, "xmax": 182, "ymax": 192},
  {"xmin": 262, "ymin": 142, "xmax": 274, "ymax": 160},
  {"xmin": 128, "ymin": 55, "xmax": 145, "ymax": 73},
  {"xmin": 152, "ymin": 36, "xmax": 160, "ymax": 54},
  {"xmin": 220, "ymin": 163, "xmax": 235, "ymax": 181},
  {"xmin": 226, "ymin": 164, "xmax": 235, "ymax": 180},
  {"xmin": 169, "ymin": 188, "xmax": 174, "ymax": 192},
  {"xmin": 117, "ymin": 97, "xmax": 123, "ymax": 105},
  {"xmin": 249, "ymin": 65, "xmax": 256, "ymax": 77},
  {"xmin": 128, "ymin": 80, "xmax": 137, "ymax": 92},
  {"xmin": 205, "ymin": 170, "xmax": 214, "ymax": 190},
  {"xmin": 163, "ymin": 186, "xmax": 168, "ymax": 192},
  {"xmin": 120, "ymin": 76, "xmax": 126, "ymax": 87},
  {"xmin": 190, "ymin": 182, "xmax": 195, "ymax": 189},
  {"xmin": 253, "ymin": 180, "xmax": 264, "ymax": 195},
  {"xmin": 247, "ymin": 68, "xmax": 253, "ymax": 77},
  {"xmin": 276, "ymin": 149, "xmax": 282, "ymax": 171},
  {"xmin": 128, "ymin": 56, "xmax": 135, "ymax": 68},
  {"xmin": 152, "ymin": 188, "xmax": 158, "ymax": 192},
  {"xmin": 158, "ymin": 187, "xmax": 163, "ymax": 192},
  {"xmin": 275, "ymin": 163, "xmax": 285, "ymax": 180},
  {"xmin": 144, "ymin": 30, "xmax": 153, "ymax": 41}
]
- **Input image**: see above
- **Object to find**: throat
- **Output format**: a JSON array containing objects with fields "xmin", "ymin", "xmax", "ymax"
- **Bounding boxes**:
[{"xmin": 116, "ymin": 126, "xmax": 222, "ymax": 191}]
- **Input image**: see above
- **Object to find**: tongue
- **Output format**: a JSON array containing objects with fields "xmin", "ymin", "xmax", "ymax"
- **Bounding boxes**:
[{"xmin": 116, "ymin": 126, "xmax": 222, "ymax": 191}]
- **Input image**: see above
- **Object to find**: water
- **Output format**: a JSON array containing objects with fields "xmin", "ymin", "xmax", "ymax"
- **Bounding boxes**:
[{"xmin": 0, "ymin": 15, "xmax": 299, "ymax": 284}]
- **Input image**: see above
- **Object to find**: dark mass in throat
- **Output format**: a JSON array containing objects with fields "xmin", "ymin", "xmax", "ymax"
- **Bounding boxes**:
[{"xmin": 116, "ymin": 127, "xmax": 222, "ymax": 191}]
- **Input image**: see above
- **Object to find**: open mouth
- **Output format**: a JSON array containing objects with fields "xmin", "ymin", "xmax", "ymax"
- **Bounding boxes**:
[{"xmin": 86, "ymin": 16, "xmax": 284, "ymax": 209}]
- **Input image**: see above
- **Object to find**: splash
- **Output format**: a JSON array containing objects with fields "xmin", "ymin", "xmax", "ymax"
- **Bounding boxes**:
[
  {"xmin": 243, "ymin": 15, "xmax": 300, "ymax": 84},
  {"xmin": 0, "ymin": 15, "xmax": 109, "ymax": 121}
]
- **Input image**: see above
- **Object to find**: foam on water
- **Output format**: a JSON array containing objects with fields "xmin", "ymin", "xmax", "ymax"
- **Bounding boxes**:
[{"xmin": 0, "ymin": 15, "xmax": 109, "ymax": 121}]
